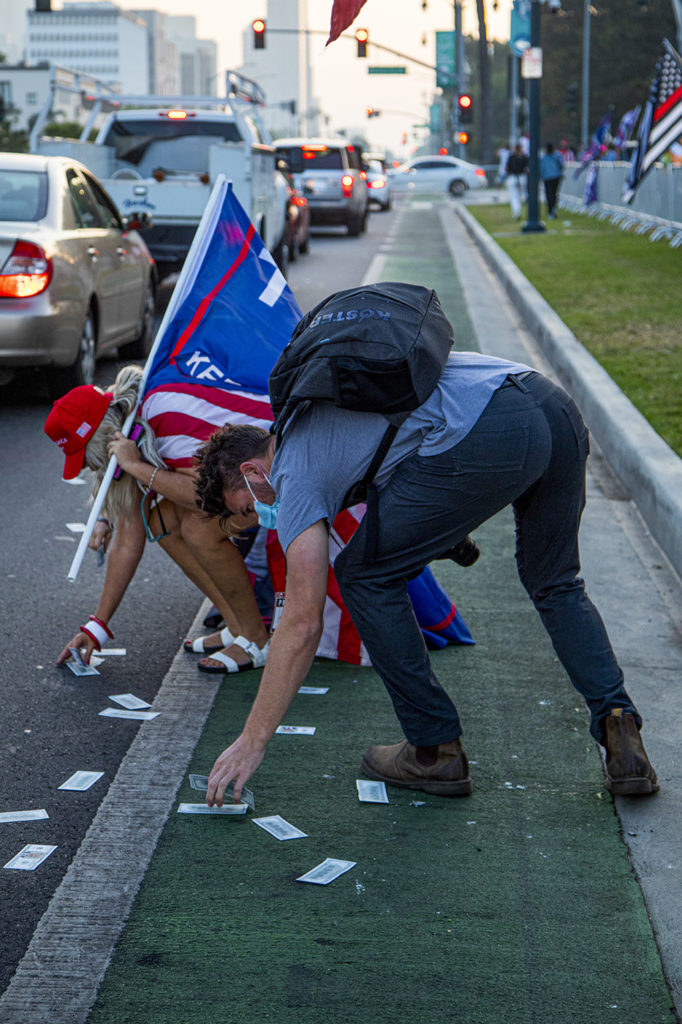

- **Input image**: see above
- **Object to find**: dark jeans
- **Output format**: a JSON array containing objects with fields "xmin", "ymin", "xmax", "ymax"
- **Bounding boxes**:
[
  {"xmin": 543, "ymin": 176, "xmax": 561, "ymax": 215},
  {"xmin": 335, "ymin": 373, "xmax": 640, "ymax": 747}
]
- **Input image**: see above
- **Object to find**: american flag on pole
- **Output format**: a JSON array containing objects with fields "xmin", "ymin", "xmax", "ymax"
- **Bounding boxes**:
[{"xmin": 623, "ymin": 40, "xmax": 682, "ymax": 203}]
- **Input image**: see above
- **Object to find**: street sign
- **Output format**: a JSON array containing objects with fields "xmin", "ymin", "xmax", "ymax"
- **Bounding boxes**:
[
  {"xmin": 521, "ymin": 46, "xmax": 542, "ymax": 79},
  {"xmin": 368, "ymin": 66, "xmax": 407, "ymax": 75},
  {"xmin": 435, "ymin": 31, "xmax": 455, "ymax": 89}
]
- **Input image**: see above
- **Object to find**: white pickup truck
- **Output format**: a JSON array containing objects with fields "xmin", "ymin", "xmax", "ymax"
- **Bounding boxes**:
[{"xmin": 33, "ymin": 89, "xmax": 287, "ymax": 281}]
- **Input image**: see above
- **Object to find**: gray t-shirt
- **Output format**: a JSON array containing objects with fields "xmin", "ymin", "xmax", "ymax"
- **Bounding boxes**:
[{"xmin": 271, "ymin": 350, "xmax": 533, "ymax": 554}]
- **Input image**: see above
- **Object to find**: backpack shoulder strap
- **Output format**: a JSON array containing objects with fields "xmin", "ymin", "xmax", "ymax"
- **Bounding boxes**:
[{"xmin": 341, "ymin": 422, "xmax": 398, "ymax": 509}]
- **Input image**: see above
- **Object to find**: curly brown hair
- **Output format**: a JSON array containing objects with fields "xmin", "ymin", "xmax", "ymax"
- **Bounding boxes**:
[{"xmin": 194, "ymin": 423, "xmax": 271, "ymax": 525}]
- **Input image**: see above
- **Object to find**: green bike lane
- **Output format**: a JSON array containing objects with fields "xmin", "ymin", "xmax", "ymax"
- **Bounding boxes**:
[{"xmin": 87, "ymin": 201, "xmax": 674, "ymax": 1024}]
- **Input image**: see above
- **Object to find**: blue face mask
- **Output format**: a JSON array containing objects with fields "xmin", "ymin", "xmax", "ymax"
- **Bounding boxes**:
[{"xmin": 243, "ymin": 471, "xmax": 280, "ymax": 529}]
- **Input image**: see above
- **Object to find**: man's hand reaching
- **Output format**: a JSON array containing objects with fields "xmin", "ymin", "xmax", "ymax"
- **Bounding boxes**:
[{"xmin": 206, "ymin": 734, "xmax": 266, "ymax": 807}]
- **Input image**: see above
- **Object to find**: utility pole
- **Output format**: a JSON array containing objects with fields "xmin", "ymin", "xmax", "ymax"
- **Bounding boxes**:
[
  {"xmin": 522, "ymin": 0, "xmax": 546, "ymax": 233},
  {"xmin": 455, "ymin": 1, "xmax": 465, "ymax": 156},
  {"xmin": 581, "ymin": 0, "xmax": 591, "ymax": 151}
]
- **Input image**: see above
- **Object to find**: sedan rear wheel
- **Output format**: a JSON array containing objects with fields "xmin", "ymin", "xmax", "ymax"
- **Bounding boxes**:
[
  {"xmin": 448, "ymin": 178, "xmax": 467, "ymax": 197},
  {"xmin": 47, "ymin": 308, "xmax": 96, "ymax": 399}
]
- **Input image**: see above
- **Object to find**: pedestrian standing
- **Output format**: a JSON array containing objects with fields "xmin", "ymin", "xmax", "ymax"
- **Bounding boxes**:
[
  {"xmin": 505, "ymin": 143, "xmax": 528, "ymax": 220},
  {"xmin": 497, "ymin": 141, "xmax": 511, "ymax": 185},
  {"xmin": 540, "ymin": 142, "xmax": 564, "ymax": 219}
]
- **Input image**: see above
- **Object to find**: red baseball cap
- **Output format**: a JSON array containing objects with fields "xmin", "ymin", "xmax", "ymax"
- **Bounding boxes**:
[{"xmin": 44, "ymin": 386, "xmax": 113, "ymax": 479}]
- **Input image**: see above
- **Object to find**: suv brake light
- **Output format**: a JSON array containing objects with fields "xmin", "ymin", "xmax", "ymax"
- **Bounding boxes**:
[
  {"xmin": 341, "ymin": 174, "xmax": 354, "ymax": 197},
  {"xmin": 0, "ymin": 240, "xmax": 53, "ymax": 298}
]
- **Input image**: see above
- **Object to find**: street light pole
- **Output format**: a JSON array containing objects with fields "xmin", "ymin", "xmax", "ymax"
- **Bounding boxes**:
[
  {"xmin": 522, "ymin": 0, "xmax": 546, "ymax": 233},
  {"xmin": 581, "ymin": 0, "xmax": 591, "ymax": 150}
]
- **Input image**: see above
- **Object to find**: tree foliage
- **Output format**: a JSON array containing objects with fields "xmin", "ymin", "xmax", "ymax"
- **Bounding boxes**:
[
  {"xmin": 540, "ymin": 0, "xmax": 676, "ymax": 147},
  {"xmin": 462, "ymin": 0, "xmax": 677, "ymax": 161}
]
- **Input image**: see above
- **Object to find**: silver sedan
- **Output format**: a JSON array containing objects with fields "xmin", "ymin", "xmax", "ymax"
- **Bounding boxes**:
[
  {"xmin": 0, "ymin": 152, "xmax": 156, "ymax": 397},
  {"xmin": 389, "ymin": 155, "xmax": 488, "ymax": 197}
]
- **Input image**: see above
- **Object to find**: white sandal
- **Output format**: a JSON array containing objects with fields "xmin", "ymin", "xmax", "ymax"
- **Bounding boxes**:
[
  {"xmin": 183, "ymin": 625, "xmax": 235, "ymax": 654},
  {"xmin": 197, "ymin": 636, "xmax": 270, "ymax": 675}
]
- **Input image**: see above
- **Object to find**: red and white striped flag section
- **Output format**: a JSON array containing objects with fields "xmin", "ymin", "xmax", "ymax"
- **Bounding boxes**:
[
  {"xmin": 327, "ymin": 0, "xmax": 369, "ymax": 44},
  {"xmin": 623, "ymin": 39, "xmax": 682, "ymax": 203}
]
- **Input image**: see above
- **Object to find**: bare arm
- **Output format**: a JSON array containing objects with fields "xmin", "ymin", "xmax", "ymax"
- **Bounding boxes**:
[
  {"xmin": 206, "ymin": 520, "xmax": 330, "ymax": 805},
  {"xmin": 108, "ymin": 431, "xmax": 198, "ymax": 511},
  {"xmin": 57, "ymin": 510, "xmax": 146, "ymax": 664}
]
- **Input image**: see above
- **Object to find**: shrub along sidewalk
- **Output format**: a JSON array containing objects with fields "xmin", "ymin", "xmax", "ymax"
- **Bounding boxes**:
[{"xmin": 468, "ymin": 204, "xmax": 682, "ymax": 457}]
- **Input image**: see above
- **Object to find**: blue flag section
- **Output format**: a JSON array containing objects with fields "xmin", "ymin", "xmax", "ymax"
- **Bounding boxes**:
[
  {"xmin": 407, "ymin": 568, "xmax": 475, "ymax": 649},
  {"xmin": 143, "ymin": 183, "xmax": 302, "ymax": 397}
]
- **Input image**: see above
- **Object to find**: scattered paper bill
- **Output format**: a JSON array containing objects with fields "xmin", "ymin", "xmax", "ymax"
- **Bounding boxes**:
[
  {"xmin": 65, "ymin": 522, "xmax": 86, "ymax": 533},
  {"xmin": 177, "ymin": 803, "xmax": 247, "ymax": 815},
  {"xmin": 97, "ymin": 649, "xmax": 127, "ymax": 657},
  {"xmin": 108, "ymin": 693, "xmax": 151, "ymax": 710},
  {"xmin": 188, "ymin": 775, "xmax": 255, "ymax": 810},
  {"xmin": 4, "ymin": 845, "xmax": 57, "ymax": 871},
  {"xmin": 63, "ymin": 476, "xmax": 86, "ymax": 485},
  {"xmin": 356, "ymin": 779, "xmax": 389, "ymax": 804},
  {"xmin": 275, "ymin": 725, "xmax": 316, "ymax": 735},
  {"xmin": 296, "ymin": 858, "xmax": 356, "ymax": 885},
  {"xmin": 58, "ymin": 771, "xmax": 104, "ymax": 792},
  {"xmin": 297, "ymin": 686, "xmax": 329, "ymax": 695},
  {"xmin": 66, "ymin": 648, "xmax": 100, "ymax": 676},
  {"xmin": 252, "ymin": 815, "xmax": 308, "ymax": 840},
  {"xmin": 98, "ymin": 708, "xmax": 160, "ymax": 721},
  {"xmin": 0, "ymin": 809, "xmax": 49, "ymax": 824}
]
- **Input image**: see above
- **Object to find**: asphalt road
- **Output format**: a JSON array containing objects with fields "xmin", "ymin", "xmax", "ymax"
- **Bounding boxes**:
[{"xmin": 0, "ymin": 204, "xmax": 397, "ymax": 994}]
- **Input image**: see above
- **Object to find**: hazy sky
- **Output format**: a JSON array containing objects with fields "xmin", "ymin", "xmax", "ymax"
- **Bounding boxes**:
[{"xmin": 116, "ymin": 0, "xmax": 514, "ymax": 153}]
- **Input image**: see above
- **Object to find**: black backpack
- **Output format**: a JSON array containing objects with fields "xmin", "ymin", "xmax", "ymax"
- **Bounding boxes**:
[{"xmin": 269, "ymin": 282, "xmax": 454, "ymax": 550}]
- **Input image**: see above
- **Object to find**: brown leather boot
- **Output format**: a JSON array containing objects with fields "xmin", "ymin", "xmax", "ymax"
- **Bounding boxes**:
[
  {"xmin": 602, "ymin": 709, "xmax": 659, "ymax": 796},
  {"xmin": 361, "ymin": 738, "xmax": 472, "ymax": 796}
]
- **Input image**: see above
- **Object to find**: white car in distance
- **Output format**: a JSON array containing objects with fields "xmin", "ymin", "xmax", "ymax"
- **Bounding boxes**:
[{"xmin": 389, "ymin": 155, "xmax": 487, "ymax": 196}]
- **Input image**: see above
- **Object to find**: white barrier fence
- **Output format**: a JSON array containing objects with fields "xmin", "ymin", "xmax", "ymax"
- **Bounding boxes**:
[{"xmin": 558, "ymin": 161, "xmax": 682, "ymax": 247}]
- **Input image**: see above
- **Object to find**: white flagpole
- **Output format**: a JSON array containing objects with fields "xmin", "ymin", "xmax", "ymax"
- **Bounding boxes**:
[{"xmin": 67, "ymin": 175, "xmax": 230, "ymax": 581}]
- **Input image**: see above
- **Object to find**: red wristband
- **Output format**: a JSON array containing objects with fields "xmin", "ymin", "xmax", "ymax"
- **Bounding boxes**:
[{"xmin": 89, "ymin": 615, "xmax": 113, "ymax": 639}]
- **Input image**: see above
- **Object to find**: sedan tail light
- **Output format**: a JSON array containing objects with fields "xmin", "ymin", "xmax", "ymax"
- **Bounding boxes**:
[
  {"xmin": 474, "ymin": 168, "xmax": 486, "ymax": 178},
  {"xmin": 0, "ymin": 239, "xmax": 53, "ymax": 298},
  {"xmin": 369, "ymin": 177, "xmax": 387, "ymax": 189},
  {"xmin": 341, "ymin": 174, "xmax": 354, "ymax": 197}
]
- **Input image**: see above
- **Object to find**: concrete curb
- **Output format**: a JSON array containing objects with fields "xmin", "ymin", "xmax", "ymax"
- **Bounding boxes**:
[{"xmin": 456, "ymin": 204, "xmax": 682, "ymax": 581}]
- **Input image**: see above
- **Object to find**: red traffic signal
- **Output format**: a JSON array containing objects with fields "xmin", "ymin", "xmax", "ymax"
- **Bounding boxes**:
[
  {"xmin": 458, "ymin": 94, "xmax": 473, "ymax": 124},
  {"xmin": 355, "ymin": 28, "xmax": 368, "ymax": 58},
  {"xmin": 457, "ymin": 130, "xmax": 469, "ymax": 145},
  {"xmin": 252, "ymin": 18, "xmax": 266, "ymax": 49}
]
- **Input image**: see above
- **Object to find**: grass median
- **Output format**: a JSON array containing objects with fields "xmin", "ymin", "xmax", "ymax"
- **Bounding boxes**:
[{"xmin": 468, "ymin": 203, "xmax": 682, "ymax": 457}]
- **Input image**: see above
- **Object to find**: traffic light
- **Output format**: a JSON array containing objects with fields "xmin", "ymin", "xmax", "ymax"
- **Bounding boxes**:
[
  {"xmin": 457, "ymin": 130, "xmax": 469, "ymax": 145},
  {"xmin": 458, "ymin": 94, "xmax": 473, "ymax": 125},
  {"xmin": 252, "ymin": 18, "xmax": 266, "ymax": 49},
  {"xmin": 566, "ymin": 81, "xmax": 578, "ymax": 116},
  {"xmin": 366, "ymin": 106, "xmax": 380, "ymax": 118},
  {"xmin": 355, "ymin": 28, "xmax": 368, "ymax": 58}
]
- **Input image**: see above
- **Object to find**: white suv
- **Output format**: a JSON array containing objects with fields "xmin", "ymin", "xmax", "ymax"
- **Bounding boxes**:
[{"xmin": 275, "ymin": 137, "xmax": 369, "ymax": 236}]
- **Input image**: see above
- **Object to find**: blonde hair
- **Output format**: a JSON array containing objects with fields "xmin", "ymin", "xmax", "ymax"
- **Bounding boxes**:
[{"xmin": 86, "ymin": 364, "xmax": 166, "ymax": 522}]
